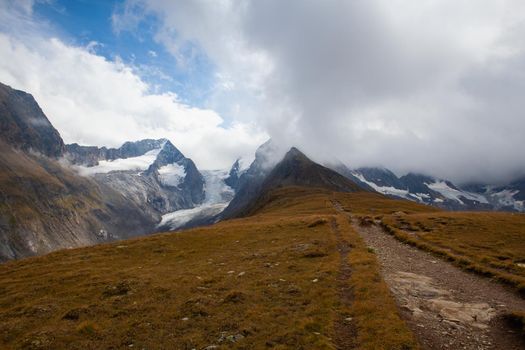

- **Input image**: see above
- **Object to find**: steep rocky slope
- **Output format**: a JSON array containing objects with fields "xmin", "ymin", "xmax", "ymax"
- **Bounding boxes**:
[{"xmin": 0, "ymin": 82, "xmax": 64, "ymax": 157}]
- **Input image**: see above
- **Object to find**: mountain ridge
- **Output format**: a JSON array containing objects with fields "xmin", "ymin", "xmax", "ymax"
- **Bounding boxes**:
[{"xmin": 221, "ymin": 147, "xmax": 365, "ymax": 219}]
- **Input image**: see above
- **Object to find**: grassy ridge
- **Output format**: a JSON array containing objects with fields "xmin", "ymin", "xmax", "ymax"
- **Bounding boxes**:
[{"xmin": 0, "ymin": 188, "xmax": 418, "ymax": 349}]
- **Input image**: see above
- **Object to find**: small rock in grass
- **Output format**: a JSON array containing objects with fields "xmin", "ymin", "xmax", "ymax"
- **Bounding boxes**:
[
  {"xmin": 312, "ymin": 279, "xmax": 318, "ymax": 283},
  {"xmin": 226, "ymin": 334, "xmax": 245, "ymax": 343}
]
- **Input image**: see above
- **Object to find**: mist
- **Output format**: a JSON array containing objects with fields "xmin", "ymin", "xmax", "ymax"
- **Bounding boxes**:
[{"xmin": 112, "ymin": 0, "xmax": 525, "ymax": 185}]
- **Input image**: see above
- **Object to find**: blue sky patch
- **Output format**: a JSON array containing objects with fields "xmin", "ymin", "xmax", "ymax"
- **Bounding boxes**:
[{"xmin": 33, "ymin": 0, "xmax": 216, "ymax": 107}]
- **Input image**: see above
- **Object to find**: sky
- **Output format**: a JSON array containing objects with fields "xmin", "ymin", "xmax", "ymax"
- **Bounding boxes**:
[{"xmin": 1, "ymin": 0, "xmax": 525, "ymax": 184}]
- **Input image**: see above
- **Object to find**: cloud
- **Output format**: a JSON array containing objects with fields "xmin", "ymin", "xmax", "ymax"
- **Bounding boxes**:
[
  {"xmin": 0, "ymin": 2, "xmax": 267, "ymax": 170},
  {"xmin": 113, "ymin": 0, "xmax": 525, "ymax": 184}
]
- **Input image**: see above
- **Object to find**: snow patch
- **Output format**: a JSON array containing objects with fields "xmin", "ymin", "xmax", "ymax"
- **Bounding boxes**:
[
  {"xmin": 489, "ymin": 189, "xmax": 522, "ymax": 210},
  {"xmin": 427, "ymin": 181, "xmax": 488, "ymax": 204},
  {"xmin": 158, "ymin": 203, "xmax": 229, "ymax": 230},
  {"xmin": 351, "ymin": 171, "xmax": 411, "ymax": 199},
  {"xmin": 74, "ymin": 148, "xmax": 161, "ymax": 175},
  {"xmin": 158, "ymin": 163, "xmax": 186, "ymax": 187},
  {"xmin": 409, "ymin": 192, "xmax": 431, "ymax": 202}
]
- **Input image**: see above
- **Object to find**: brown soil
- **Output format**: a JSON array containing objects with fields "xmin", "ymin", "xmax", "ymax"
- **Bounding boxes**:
[{"xmin": 353, "ymin": 220, "xmax": 525, "ymax": 350}]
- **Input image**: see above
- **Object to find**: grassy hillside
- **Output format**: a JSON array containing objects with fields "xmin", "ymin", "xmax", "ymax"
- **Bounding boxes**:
[
  {"xmin": 2, "ymin": 185, "xmax": 523, "ymax": 349},
  {"xmin": 0, "ymin": 187, "xmax": 418, "ymax": 349}
]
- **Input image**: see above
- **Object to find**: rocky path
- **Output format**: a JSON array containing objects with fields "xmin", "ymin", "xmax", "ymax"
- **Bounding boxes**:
[
  {"xmin": 331, "ymin": 216, "xmax": 356, "ymax": 349},
  {"xmin": 354, "ymin": 221, "xmax": 525, "ymax": 350}
]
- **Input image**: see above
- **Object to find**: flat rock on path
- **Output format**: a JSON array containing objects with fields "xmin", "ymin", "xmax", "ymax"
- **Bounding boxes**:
[{"xmin": 354, "ymin": 221, "xmax": 525, "ymax": 350}]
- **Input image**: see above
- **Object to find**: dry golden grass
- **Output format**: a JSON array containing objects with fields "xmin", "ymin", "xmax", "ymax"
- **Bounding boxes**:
[
  {"xmin": 0, "ymin": 217, "xmax": 339, "ymax": 349},
  {"xmin": 0, "ymin": 187, "xmax": 418, "ymax": 349},
  {"xmin": 379, "ymin": 212, "xmax": 525, "ymax": 294},
  {"xmin": 336, "ymin": 215, "xmax": 418, "ymax": 350},
  {"xmin": 2, "ymin": 183, "xmax": 524, "ymax": 349}
]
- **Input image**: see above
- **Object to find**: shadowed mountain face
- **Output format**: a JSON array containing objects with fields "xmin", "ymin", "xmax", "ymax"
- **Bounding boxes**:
[
  {"xmin": 222, "ymin": 147, "xmax": 365, "ymax": 218},
  {"xmin": 0, "ymin": 82, "xmax": 64, "ymax": 158},
  {"xmin": 0, "ymin": 139, "xmax": 156, "ymax": 261},
  {"xmin": 262, "ymin": 148, "xmax": 363, "ymax": 193}
]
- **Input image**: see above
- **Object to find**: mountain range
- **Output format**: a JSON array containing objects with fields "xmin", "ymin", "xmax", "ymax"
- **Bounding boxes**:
[{"xmin": 0, "ymin": 81, "xmax": 524, "ymax": 260}]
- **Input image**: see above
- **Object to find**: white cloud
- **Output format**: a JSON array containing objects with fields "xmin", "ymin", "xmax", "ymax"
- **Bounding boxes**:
[
  {"xmin": 113, "ymin": 0, "xmax": 525, "ymax": 184},
  {"xmin": 0, "ymin": 3, "xmax": 266, "ymax": 170}
]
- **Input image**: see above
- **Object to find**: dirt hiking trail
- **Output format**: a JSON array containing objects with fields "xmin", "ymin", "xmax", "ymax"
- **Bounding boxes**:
[{"xmin": 353, "ymin": 219, "xmax": 525, "ymax": 350}]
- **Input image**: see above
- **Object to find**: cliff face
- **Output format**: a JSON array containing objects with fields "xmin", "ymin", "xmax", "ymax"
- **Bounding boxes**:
[{"xmin": 0, "ymin": 82, "xmax": 65, "ymax": 158}]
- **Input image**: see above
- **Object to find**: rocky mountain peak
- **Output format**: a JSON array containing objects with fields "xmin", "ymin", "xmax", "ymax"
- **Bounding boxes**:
[
  {"xmin": 118, "ymin": 139, "xmax": 167, "ymax": 159},
  {"xmin": 261, "ymin": 147, "xmax": 363, "ymax": 193},
  {"xmin": 224, "ymin": 158, "xmax": 241, "ymax": 190},
  {"xmin": 151, "ymin": 140, "xmax": 186, "ymax": 168},
  {"xmin": 221, "ymin": 146, "xmax": 364, "ymax": 219},
  {"xmin": 281, "ymin": 147, "xmax": 309, "ymax": 163},
  {"xmin": 0, "ymin": 82, "xmax": 65, "ymax": 158}
]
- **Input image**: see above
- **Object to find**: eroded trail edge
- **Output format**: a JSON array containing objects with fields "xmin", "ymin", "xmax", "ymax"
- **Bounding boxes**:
[
  {"xmin": 330, "ymin": 215, "xmax": 356, "ymax": 350},
  {"xmin": 353, "ymin": 220, "xmax": 525, "ymax": 350}
]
